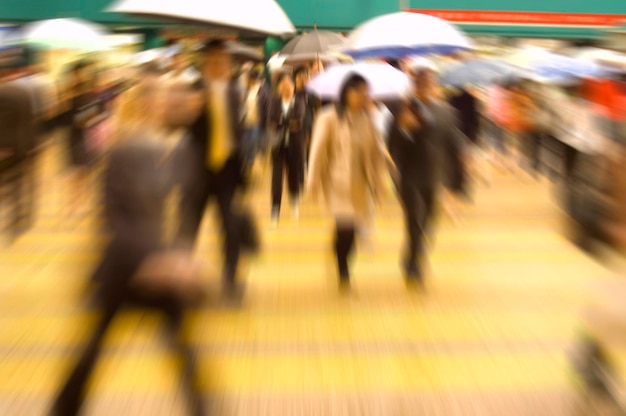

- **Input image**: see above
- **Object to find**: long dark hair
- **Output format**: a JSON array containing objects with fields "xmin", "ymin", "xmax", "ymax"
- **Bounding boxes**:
[{"xmin": 336, "ymin": 73, "xmax": 368, "ymax": 119}]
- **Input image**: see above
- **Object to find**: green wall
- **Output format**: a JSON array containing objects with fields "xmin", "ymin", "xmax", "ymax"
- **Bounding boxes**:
[{"xmin": 1, "ymin": 0, "xmax": 625, "ymax": 39}]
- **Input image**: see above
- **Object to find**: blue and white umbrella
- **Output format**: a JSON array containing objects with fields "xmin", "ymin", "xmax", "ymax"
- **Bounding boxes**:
[
  {"xmin": 439, "ymin": 59, "xmax": 522, "ymax": 87},
  {"xmin": 508, "ymin": 47, "xmax": 605, "ymax": 83},
  {"xmin": 339, "ymin": 12, "xmax": 473, "ymax": 60},
  {"xmin": 0, "ymin": 28, "xmax": 21, "ymax": 49}
]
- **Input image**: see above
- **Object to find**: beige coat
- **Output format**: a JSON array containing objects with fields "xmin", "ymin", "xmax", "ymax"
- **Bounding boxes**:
[{"xmin": 307, "ymin": 106, "xmax": 391, "ymax": 226}]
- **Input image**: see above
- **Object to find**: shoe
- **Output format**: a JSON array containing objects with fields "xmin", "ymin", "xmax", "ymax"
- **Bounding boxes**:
[
  {"xmin": 291, "ymin": 199, "xmax": 299, "ymax": 220},
  {"xmin": 221, "ymin": 282, "xmax": 246, "ymax": 305},
  {"xmin": 270, "ymin": 207, "xmax": 279, "ymax": 229},
  {"xmin": 339, "ymin": 276, "xmax": 351, "ymax": 293},
  {"xmin": 403, "ymin": 261, "xmax": 424, "ymax": 289}
]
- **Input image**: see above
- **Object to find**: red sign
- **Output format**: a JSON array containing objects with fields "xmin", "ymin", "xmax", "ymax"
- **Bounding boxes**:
[{"xmin": 407, "ymin": 9, "xmax": 626, "ymax": 27}]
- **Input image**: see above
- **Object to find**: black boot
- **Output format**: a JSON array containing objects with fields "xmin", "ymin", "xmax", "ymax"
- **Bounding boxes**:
[{"xmin": 335, "ymin": 226, "xmax": 356, "ymax": 291}]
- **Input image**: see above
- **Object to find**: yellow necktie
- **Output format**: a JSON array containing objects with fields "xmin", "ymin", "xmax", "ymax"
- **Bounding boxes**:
[{"xmin": 208, "ymin": 88, "xmax": 228, "ymax": 170}]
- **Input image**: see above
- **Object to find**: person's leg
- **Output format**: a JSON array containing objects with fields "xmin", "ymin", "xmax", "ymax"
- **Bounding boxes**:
[
  {"xmin": 270, "ymin": 145, "xmax": 285, "ymax": 221},
  {"xmin": 286, "ymin": 140, "xmax": 303, "ymax": 216},
  {"xmin": 531, "ymin": 131, "xmax": 543, "ymax": 174},
  {"xmin": 215, "ymin": 177, "xmax": 241, "ymax": 294},
  {"xmin": 334, "ymin": 220, "xmax": 356, "ymax": 289},
  {"xmin": 161, "ymin": 300, "xmax": 206, "ymax": 416},
  {"xmin": 176, "ymin": 175, "xmax": 210, "ymax": 250},
  {"xmin": 400, "ymin": 188, "xmax": 423, "ymax": 279},
  {"xmin": 50, "ymin": 304, "xmax": 119, "ymax": 415}
]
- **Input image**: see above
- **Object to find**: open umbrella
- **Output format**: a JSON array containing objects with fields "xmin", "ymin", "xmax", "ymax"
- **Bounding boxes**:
[
  {"xmin": 21, "ymin": 18, "xmax": 110, "ymax": 52},
  {"xmin": 279, "ymin": 30, "xmax": 345, "ymax": 63},
  {"xmin": 507, "ymin": 46, "xmax": 604, "ymax": 81},
  {"xmin": 226, "ymin": 41, "xmax": 263, "ymax": 62},
  {"xmin": 569, "ymin": 47, "xmax": 626, "ymax": 73},
  {"xmin": 306, "ymin": 62, "xmax": 411, "ymax": 100},
  {"xmin": 339, "ymin": 12, "xmax": 473, "ymax": 60},
  {"xmin": 439, "ymin": 59, "xmax": 522, "ymax": 87},
  {"xmin": 108, "ymin": 0, "xmax": 295, "ymax": 37}
]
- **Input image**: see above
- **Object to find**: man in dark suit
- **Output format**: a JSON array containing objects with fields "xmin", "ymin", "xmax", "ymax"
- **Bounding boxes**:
[
  {"xmin": 176, "ymin": 39, "xmax": 247, "ymax": 298},
  {"xmin": 388, "ymin": 61, "xmax": 467, "ymax": 287},
  {"xmin": 267, "ymin": 71, "xmax": 306, "ymax": 225}
]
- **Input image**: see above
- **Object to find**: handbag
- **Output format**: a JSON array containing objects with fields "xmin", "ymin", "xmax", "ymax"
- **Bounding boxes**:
[
  {"xmin": 85, "ymin": 116, "xmax": 112, "ymax": 155},
  {"xmin": 132, "ymin": 250, "xmax": 210, "ymax": 305}
]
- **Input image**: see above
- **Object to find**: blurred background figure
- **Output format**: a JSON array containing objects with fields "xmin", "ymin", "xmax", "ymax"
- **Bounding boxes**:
[
  {"xmin": 507, "ymin": 82, "xmax": 538, "ymax": 178},
  {"xmin": 307, "ymin": 74, "xmax": 390, "ymax": 291},
  {"xmin": 60, "ymin": 60, "xmax": 105, "ymax": 219},
  {"xmin": 51, "ymin": 77, "xmax": 206, "ymax": 416},
  {"xmin": 447, "ymin": 85, "xmax": 481, "ymax": 187},
  {"xmin": 111, "ymin": 61, "xmax": 164, "ymax": 143},
  {"xmin": 268, "ymin": 71, "xmax": 305, "ymax": 226},
  {"xmin": 241, "ymin": 68, "xmax": 263, "ymax": 172},
  {"xmin": 0, "ymin": 51, "xmax": 38, "ymax": 242},
  {"xmin": 485, "ymin": 81, "xmax": 512, "ymax": 170}
]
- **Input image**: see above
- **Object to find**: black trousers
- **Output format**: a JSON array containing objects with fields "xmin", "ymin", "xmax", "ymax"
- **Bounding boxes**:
[
  {"xmin": 271, "ymin": 140, "xmax": 303, "ymax": 212},
  {"xmin": 177, "ymin": 159, "xmax": 241, "ymax": 284},
  {"xmin": 334, "ymin": 222, "xmax": 356, "ymax": 281},
  {"xmin": 52, "ymin": 243, "xmax": 205, "ymax": 416},
  {"xmin": 400, "ymin": 186, "xmax": 436, "ymax": 270},
  {"xmin": 522, "ymin": 130, "xmax": 543, "ymax": 172}
]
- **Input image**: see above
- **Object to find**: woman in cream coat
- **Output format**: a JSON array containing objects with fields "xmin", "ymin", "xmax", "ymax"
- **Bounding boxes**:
[{"xmin": 307, "ymin": 74, "xmax": 393, "ymax": 291}]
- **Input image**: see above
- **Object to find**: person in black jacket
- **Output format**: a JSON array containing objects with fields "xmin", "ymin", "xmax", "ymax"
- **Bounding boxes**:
[
  {"xmin": 267, "ymin": 71, "xmax": 306, "ymax": 225},
  {"xmin": 388, "ymin": 63, "xmax": 467, "ymax": 287}
]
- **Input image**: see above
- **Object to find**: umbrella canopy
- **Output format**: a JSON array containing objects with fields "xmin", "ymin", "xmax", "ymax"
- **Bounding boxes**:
[
  {"xmin": 306, "ymin": 62, "xmax": 411, "ymax": 100},
  {"xmin": 226, "ymin": 41, "xmax": 263, "ymax": 62},
  {"xmin": 0, "ymin": 28, "xmax": 21, "ymax": 49},
  {"xmin": 439, "ymin": 59, "xmax": 522, "ymax": 87},
  {"xmin": 108, "ymin": 0, "xmax": 296, "ymax": 37},
  {"xmin": 507, "ymin": 46, "xmax": 604, "ymax": 81},
  {"xmin": 569, "ymin": 47, "xmax": 626, "ymax": 73},
  {"xmin": 21, "ymin": 18, "xmax": 110, "ymax": 52},
  {"xmin": 280, "ymin": 30, "xmax": 345, "ymax": 63},
  {"xmin": 340, "ymin": 12, "xmax": 473, "ymax": 60}
]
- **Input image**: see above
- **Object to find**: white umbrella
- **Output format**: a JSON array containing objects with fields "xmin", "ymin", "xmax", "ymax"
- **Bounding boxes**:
[
  {"xmin": 108, "ymin": 0, "xmax": 296, "ymax": 36},
  {"xmin": 21, "ymin": 18, "xmax": 110, "ymax": 52},
  {"xmin": 339, "ymin": 12, "xmax": 473, "ymax": 60},
  {"xmin": 133, "ymin": 48, "xmax": 166, "ymax": 65},
  {"xmin": 306, "ymin": 62, "xmax": 411, "ymax": 100}
]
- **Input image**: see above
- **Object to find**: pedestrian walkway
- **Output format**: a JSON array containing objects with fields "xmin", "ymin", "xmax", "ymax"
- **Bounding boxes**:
[{"xmin": 0, "ymin": 142, "xmax": 618, "ymax": 415}]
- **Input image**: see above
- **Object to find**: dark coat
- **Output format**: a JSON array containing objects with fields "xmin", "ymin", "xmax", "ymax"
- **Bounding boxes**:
[
  {"xmin": 267, "ymin": 94, "xmax": 306, "ymax": 147},
  {"xmin": 0, "ymin": 80, "xmax": 35, "ymax": 161},
  {"xmin": 94, "ymin": 132, "xmax": 196, "ymax": 301},
  {"xmin": 388, "ymin": 99, "xmax": 467, "ymax": 193},
  {"xmin": 449, "ymin": 89, "xmax": 480, "ymax": 145}
]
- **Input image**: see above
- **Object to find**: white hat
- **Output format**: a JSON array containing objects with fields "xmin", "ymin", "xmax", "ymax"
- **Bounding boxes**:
[{"xmin": 266, "ymin": 53, "xmax": 286, "ymax": 74}]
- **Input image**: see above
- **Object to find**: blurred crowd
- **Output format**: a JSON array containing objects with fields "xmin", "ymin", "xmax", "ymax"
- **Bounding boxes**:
[{"xmin": 2, "ymin": 40, "xmax": 626, "ymax": 414}]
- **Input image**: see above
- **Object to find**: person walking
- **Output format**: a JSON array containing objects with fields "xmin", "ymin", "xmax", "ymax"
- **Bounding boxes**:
[{"xmin": 307, "ymin": 74, "xmax": 392, "ymax": 291}]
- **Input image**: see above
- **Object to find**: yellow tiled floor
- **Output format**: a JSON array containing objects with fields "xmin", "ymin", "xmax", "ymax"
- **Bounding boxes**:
[{"xmin": 0, "ymin": 139, "xmax": 620, "ymax": 415}]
